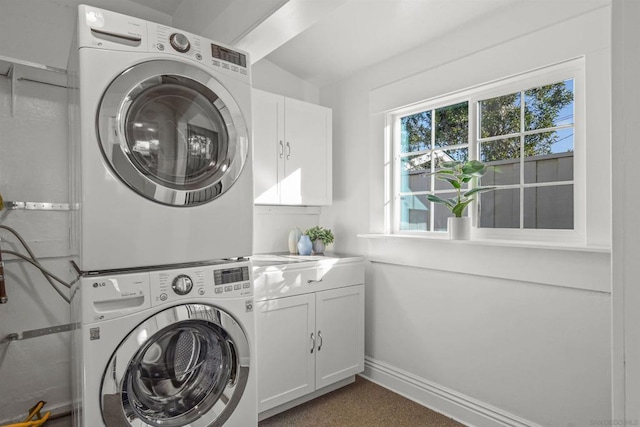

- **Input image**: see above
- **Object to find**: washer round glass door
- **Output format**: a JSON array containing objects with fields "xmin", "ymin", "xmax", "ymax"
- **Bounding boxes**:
[
  {"xmin": 100, "ymin": 304, "xmax": 250, "ymax": 427},
  {"xmin": 97, "ymin": 60, "xmax": 249, "ymax": 206}
]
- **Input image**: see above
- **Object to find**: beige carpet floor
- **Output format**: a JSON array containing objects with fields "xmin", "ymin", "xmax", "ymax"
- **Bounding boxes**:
[{"xmin": 259, "ymin": 376, "xmax": 465, "ymax": 427}]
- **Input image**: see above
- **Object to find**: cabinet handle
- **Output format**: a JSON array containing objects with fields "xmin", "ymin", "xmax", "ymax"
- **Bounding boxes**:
[
  {"xmin": 310, "ymin": 332, "xmax": 316, "ymax": 354},
  {"xmin": 286, "ymin": 141, "xmax": 291, "ymax": 159},
  {"xmin": 307, "ymin": 279, "xmax": 323, "ymax": 284},
  {"xmin": 317, "ymin": 331, "xmax": 323, "ymax": 351},
  {"xmin": 279, "ymin": 140, "xmax": 284, "ymax": 159}
]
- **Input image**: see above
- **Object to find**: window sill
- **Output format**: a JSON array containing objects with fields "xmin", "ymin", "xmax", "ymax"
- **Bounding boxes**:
[
  {"xmin": 358, "ymin": 233, "xmax": 611, "ymax": 254},
  {"xmin": 357, "ymin": 233, "xmax": 611, "ymax": 293}
]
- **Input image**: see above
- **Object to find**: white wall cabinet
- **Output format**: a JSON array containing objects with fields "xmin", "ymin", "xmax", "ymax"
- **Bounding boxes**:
[
  {"xmin": 253, "ymin": 89, "xmax": 332, "ymax": 205},
  {"xmin": 253, "ymin": 258, "xmax": 364, "ymax": 415}
]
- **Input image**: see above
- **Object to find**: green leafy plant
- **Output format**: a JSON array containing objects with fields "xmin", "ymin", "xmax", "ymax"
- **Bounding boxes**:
[
  {"xmin": 425, "ymin": 160, "xmax": 495, "ymax": 218},
  {"xmin": 305, "ymin": 226, "xmax": 335, "ymax": 245}
]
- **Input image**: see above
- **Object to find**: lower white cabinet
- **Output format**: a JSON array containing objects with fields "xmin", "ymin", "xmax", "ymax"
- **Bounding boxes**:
[{"xmin": 255, "ymin": 283, "xmax": 365, "ymax": 413}]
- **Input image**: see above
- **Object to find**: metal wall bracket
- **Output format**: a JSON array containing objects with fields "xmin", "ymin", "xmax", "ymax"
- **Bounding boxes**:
[
  {"xmin": 1, "ymin": 323, "xmax": 73, "ymax": 344},
  {"xmin": 4, "ymin": 202, "xmax": 72, "ymax": 211}
]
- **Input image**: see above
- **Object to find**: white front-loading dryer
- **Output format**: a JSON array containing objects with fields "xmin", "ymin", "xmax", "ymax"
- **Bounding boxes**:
[
  {"xmin": 68, "ymin": 5, "xmax": 254, "ymax": 272},
  {"xmin": 71, "ymin": 259, "xmax": 257, "ymax": 426}
]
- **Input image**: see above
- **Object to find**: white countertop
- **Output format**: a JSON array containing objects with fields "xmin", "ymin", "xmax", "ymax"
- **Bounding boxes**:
[
  {"xmin": 250, "ymin": 252, "xmax": 364, "ymax": 271},
  {"xmin": 251, "ymin": 253, "xmax": 365, "ymax": 301}
]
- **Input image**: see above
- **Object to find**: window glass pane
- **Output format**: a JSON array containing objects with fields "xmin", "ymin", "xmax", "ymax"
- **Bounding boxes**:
[
  {"xmin": 400, "ymin": 155, "xmax": 431, "ymax": 192},
  {"xmin": 434, "ymin": 102, "xmax": 468, "ymax": 147},
  {"xmin": 479, "ymin": 92, "xmax": 521, "ymax": 138},
  {"xmin": 525, "ymin": 79, "xmax": 574, "ymax": 131},
  {"xmin": 433, "ymin": 192, "xmax": 458, "ymax": 231},
  {"xmin": 480, "ymin": 138, "xmax": 520, "ymax": 186},
  {"xmin": 401, "ymin": 111, "xmax": 431, "ymax": 153},
  {"xmin": 434, "ymin": 148, "xmax": 469, "ymax": 190},
  {"xmin": 479, "ymin": 188, "xmax": 520, "ymax": 229},
  {"xmin": 399, "ymin": 194, "xmax": 429, "ymax": 231},
  {"xmin": 524, "ymin": 185, "xmax": 573, "ymax": 229},
  {"xmin": 524, "ymin": 129, "xmax": 574, "ymax": 184}
]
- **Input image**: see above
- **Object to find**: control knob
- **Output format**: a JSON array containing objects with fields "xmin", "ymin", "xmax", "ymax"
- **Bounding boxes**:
[
  {"xmin": 172, "ymin": 274, "xmax": 193, "ymax": 295},
  {"xmin": 169, "ymin": 33, "xmax": 191, "ymax": 53}
]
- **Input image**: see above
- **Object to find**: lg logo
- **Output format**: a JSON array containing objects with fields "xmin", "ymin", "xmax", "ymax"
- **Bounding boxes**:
[{"xmin": 93, "ymin": 282, "xmax": 107, "ymax": 288}]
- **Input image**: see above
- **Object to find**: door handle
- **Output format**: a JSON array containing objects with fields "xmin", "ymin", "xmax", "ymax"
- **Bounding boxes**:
[
  {"xmin": 310, "ymin": 332, "xmax": 316, "ymax": 354},
  {"xmin": 286, "ymin": 142, "xmax": 291, "ymax": 160},
  {"xmin": 279, "ymin": 140, "xmax": 284, "ymax": 159},
  {"xmin": 317, "ymin": 331, "xmax": 323, "ymax": 351}
]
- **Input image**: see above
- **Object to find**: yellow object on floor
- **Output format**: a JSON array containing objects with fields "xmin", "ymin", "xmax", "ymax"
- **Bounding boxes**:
[{"xmin": 1, "ymin": 401, "xmax": 50, "ymax": 427}]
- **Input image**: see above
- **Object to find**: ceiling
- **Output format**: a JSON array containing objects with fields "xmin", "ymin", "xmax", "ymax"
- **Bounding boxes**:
[{"xmin": 128, "ymin": 0, "xmax": 606, "ymax": 88}]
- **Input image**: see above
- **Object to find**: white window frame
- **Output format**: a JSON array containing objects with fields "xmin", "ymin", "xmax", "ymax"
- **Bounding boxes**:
[{"xmin": 388, "ymin": 58, "xmax": 585, "ymax": 244}]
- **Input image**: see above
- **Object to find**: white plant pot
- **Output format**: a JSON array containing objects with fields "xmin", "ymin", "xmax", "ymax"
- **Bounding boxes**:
[
  {"xmin": 312, "ymin": 239, "xmax": 326, "ymax": 254},
  {"xmin": 448, "ymin": 216, "xmax": 471, "ymax": 240}
]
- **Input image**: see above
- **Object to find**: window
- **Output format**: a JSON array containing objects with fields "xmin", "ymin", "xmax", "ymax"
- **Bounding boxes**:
[{"xmin": 390, "ymin": 60, "xmax": 583, "ymax": 241}]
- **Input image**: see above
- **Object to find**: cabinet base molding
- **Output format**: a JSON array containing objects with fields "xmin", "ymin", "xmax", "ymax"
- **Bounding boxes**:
[
  {"xmin": 363, "ymin": 358, "xmax": 539, "ymax": 427},
  {"xmin": 258, "ymin": 376, "xmax": 355, "ymax": 422}
]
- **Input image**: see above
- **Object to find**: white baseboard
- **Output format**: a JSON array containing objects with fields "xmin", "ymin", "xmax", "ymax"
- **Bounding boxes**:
[{"xmin": 362, "ymin": 357, "xmax": 540, "ymax": 427}]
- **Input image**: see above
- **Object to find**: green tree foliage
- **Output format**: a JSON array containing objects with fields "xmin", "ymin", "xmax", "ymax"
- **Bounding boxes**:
[
  {"xmin": 480, "ymin": 82, "xmax": 573, "ymax": 161},
  {"xmin": 400, "ymin": 81, "xmax": 574, "ymax": 166}
]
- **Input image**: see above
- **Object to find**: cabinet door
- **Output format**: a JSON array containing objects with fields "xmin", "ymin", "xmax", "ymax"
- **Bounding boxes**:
[
  {"xmin": 282, "ymin": 97, "xmax": 332, "ymax": 205},
  {"xmin": 253, "ymin": 89, "xmax": 284, "ymax": 204},
  {"xmin": 255, "ymin": 293, "xmax": 316, "ymax": 412},
  {"xmin": 314, "ymin": 284, "xmax": 365, "ymax": 389}
]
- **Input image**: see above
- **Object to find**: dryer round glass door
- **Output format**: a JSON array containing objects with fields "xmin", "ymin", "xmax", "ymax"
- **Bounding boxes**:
[
  {"xmin": 100, "ymin": 304, "xmax": 250, "ymax": 427},
  {"xmin": 97, "ymin": 60, "xmax": 249, "ymax": 206}
]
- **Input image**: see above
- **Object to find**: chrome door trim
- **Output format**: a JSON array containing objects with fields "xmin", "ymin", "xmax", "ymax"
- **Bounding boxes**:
[
  {"xmin": 100, "ymin": 303, "xmax": 250, "ymax": 427},
  {"xmin": 97, "ymin": 60, "xmax": 249, "ymax": 206}
]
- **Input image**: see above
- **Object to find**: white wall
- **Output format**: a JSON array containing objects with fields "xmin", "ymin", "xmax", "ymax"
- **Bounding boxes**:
[
  {"xmin": 252, "ymin": 58, "xmax": 320, "ymax": 104},
  {"xmin": 321, "ymin": 3, "xmax": 612, "ymax": 426},
  {"xmin": 0, "ymin": 1, "xmax": 171, "ymax": 422}
]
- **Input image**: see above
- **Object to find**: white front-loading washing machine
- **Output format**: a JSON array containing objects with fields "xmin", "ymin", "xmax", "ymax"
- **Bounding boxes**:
[
  {"xmin": 68, "ymin": 5, "xmax": 254, "ymax": 272},
  {"xmin": 71, "ymin": 259, "xmax": 256, "ymax": 426}
]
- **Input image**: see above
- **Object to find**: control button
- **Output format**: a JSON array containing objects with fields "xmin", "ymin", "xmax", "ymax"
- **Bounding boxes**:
[
  {"xmin": 243, "ymin": 282, "xmax": 250, "ymax": 289},
  {"xmin": 240, "ymin": 69, "xmax": 247, "ymax": 75},
  {"xmin": 198, "ymin": 288, "xmax": 205, "ymax": 295},
  {"xmin": 172, "ymin": 275, "xmax": 193, "ymax": 295},
  {"xmin": 231, "ymin": 65, "xmax": 238, "ymax": 72},
  {"xmin": 195, "ymin": 53, "xmax": 202, "ymax": 61},
  {"xmin": 234, "ymin": 284, "xmax": 241, "ymax": 290},
  {"xmin": 224, "ymin": 285, "xmax": 233, "ymax": 292},
  {"xmin": 157, "ymin": 43, "xmax": 165, "ymax": 51},
  {"xmin": 212, "ymin": 60, "xmax": 221, "ymax": 67},
  {"xmin": 215, "ymin": 287, "xmax": 223, "ymax": 294},
  {"xmin": 221, "ymin": 63, "xmax": 230, "ymax": 70},
  {"xmin": 160, "ymin": 293, "xmax": 168, "ymax": 301},
  {"xmin": 169, "ymin": 33, "xmax": 191, "ymax": 53}
]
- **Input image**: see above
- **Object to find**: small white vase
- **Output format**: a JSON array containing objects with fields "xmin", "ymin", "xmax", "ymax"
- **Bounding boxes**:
[
  {"xmin": 448, "ymin": 217, "xmax": 471, "ymax": 240},
  {"xmin": 288, "ymin": 227, "xmax": 303, "ymax": 254}
]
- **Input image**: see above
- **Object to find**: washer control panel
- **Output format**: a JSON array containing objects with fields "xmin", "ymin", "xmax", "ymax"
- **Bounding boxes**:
[{"xmin": 149, "ymin": 261, "xmax": 252, "ymax": 305}]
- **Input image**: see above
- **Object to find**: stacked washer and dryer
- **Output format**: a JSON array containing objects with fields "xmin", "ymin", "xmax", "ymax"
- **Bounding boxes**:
[{"xmin": 68, "ymin": 5, "xmax": 257, "ymax": 426}]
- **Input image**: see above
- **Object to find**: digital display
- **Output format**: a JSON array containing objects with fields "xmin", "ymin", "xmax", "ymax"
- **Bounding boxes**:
[
  {"xmin": 211, "ymin": 44, "xmax": 247, "ymax": 68},
  {"xmin": 214, "ymin": 266, "xmax": 249, "ymax": 285}
]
